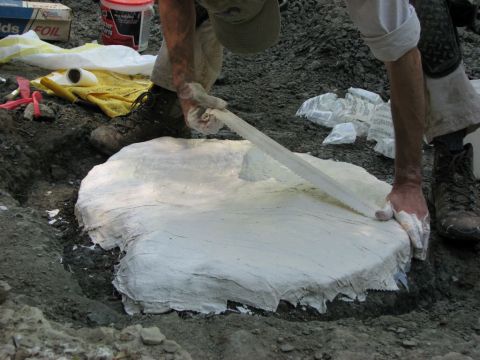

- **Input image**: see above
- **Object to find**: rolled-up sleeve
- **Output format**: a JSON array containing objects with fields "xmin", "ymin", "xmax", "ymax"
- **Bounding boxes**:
[{"xmin": 345, "ymin": 0, "xmax": 421, "ymax": 62}]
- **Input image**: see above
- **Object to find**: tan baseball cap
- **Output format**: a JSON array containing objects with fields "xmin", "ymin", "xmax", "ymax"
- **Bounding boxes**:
[{"xmin": 199, "ymin": 0, "xmax": 281, "ymax": 54}]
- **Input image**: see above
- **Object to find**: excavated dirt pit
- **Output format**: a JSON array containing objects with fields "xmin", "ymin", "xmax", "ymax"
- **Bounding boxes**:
[{"xmin": 1, "ymin": 0, "xmax": 480, "ymax": 359}]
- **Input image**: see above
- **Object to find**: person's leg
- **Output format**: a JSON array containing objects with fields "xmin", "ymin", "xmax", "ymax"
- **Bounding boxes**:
[
  {"xmin": 345, "ymin": 0, "xmax": 430, "ymax": 259},
  {"xmin": 150, "ymin": 14, "xmax": 223, "ymax": 93},
  {"xmin": 90, "ymin": 5, "xmax": 223, "ymax": 156},
  {"xmin": 415, "ymin": 0, "xmax": 480, "ymax": 242}
]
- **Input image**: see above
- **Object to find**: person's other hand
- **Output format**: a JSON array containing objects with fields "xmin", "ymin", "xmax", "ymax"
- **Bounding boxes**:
[
  {"xmin": 177, "ymin": 82, "xmax": 227, "ymax": 135},
  {"xmin": 375, "ymin": 184, "xmax": 430, "ymax": 260}
]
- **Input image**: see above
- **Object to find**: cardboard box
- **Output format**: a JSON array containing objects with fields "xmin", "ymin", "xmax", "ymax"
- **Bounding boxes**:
[{"xmin": 0, "ymin": 1, "xmax": 72, "ymax": 42}]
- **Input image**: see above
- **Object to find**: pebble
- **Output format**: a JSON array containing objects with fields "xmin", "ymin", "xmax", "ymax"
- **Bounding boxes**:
[
  {"xmin": 0, "ymin": 280, "xmax": 11, "ymax": 304},
  {"xmin": 90, "ymin": 327, "xmax": 115, "ymax": 342},
  {"xmin": 86, "ymin": 304, "xmax": 121, "ymax": 326},
  {"xmin": 23, "ymin": 103, "xmax": 56, "ymax": 121},
  {"xmin": 302, "ymin": 329, "xmax": 312, "ymax": 335},
  {"xmin": 86, "ymin": 346, "xmax": 114, "ymax": 360},
  {"xmin": 163, "ymin": 340, "xmax": 180, "ymax": 353},
  {"xmin": 118, "ymin": 332, "xmax": 135, "ymax": 342},
  {"xmin": 280, "ymin": 343, "xmax": 295, "ymax": 353},
  {"xmin": 140, "ymin": 326, "xmax": 166, "ymax": 345},
  {"xmin": 174, "ymin": 350, "xmax": 193, "ymax": 360},
  {"xmin": 401, "ymin": 340, "xmax": 417, "ymax": 348},
  {"xmin": 309, "ymin": 60, "xmax": 323, "ymax": 71}
]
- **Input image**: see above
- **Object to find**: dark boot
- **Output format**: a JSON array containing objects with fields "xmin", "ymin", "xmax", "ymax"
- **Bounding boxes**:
[
  {"xmin": 90, "ymin": 86, "xmax": 190, "ymax": 155},
  {"xmin": 433, "ymin": 143, "xmax": 480, "ymax": 242}
]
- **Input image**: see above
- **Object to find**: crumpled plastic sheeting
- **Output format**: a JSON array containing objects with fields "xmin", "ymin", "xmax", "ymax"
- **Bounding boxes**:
[
  {"xmin": 32, "ymin": 70, "xmax": 151, "ymax": 118},
  {"xmin": 0, "ymin": 31, "xmax": 155, "ymax": 75},
  {"xmin": 75, "ymin": 138, "xmax": 411, "ymax": 315}
]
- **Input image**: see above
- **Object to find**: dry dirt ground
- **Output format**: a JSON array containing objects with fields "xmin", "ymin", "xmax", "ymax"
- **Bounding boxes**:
[{"xmin": 1, "ymin": 0, "xmax": 480, "ymax": 359}]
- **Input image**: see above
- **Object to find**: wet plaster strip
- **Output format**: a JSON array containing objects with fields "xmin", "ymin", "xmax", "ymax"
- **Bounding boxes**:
[{"xmin": 75, "ymin": 138, "xmax": 410, "ymax": 314}]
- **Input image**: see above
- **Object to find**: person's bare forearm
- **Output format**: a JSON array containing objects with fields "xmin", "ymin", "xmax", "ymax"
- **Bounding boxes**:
[
  {"xmin": 158, "ymin": 0, "xmax": 196, "ymax": 91},
  {"xmin": 377, "ymin": 48, "xmax": 429, "ymax": 260},
  {"xmin": 386, "ymin": 48, "xmax": 425, "ymax": 188}
]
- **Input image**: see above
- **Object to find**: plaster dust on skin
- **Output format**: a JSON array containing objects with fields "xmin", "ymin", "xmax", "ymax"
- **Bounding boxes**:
[{"xmin": 75, "ymin": 138, "xmax": 411, "ymax": 315}]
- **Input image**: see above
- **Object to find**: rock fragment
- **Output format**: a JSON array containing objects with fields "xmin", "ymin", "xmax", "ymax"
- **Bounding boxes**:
[
  {"xmin": 401, "ymin": 340, "xmax": 417, "ymax": 348},
  {"xmin": 0, "ymin": 303, "xmax": 191, "ymax": 359},
  {"xmin": 0, "ymin": 280, "xmax": 11, "ymax": 304},
  {"xmin": 163, "ymin": 340, "xmax": 180, "ymax": 353},
  {"xmin": 140, "ymin": 326, "xmax": 166, "ymax": 345},
  {"xmin": 23, "ymin": 103, "xmax": 56, "ymax": 121},
  {"xmin": 174, "ymin": 350, "xmax": 193, "ymax": 360},
  {"xmin": 279, "ymin": 343, "xmax": 295, "ymax": 353}
]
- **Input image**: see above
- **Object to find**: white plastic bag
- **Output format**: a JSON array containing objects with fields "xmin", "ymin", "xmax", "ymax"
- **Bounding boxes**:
[
  {"xmin": 367, "ymin": 103, "xmax": 394, "ymax": 142},
  {"xmin": 296, "ymin": 93, "xmax": 344, "ymax": 128},
  {"xmin": 323, "ymin": 122, "xmax": 357, "ymax": 145},
  {"xmin": 297, "ymin": 89, "xmax": 394, "ymax": 149},
  {"xmin": 0, "ymin": 31, "xmax": 156, "ymax": 75},
  {"xmin": 374, "ymin": 138, "xmax": 396, "ymax": 159},
  {"xmin": 343, "ymin": 93, "xmax": 376, "ymax": 123},
  {"xmin": 306, "ymin": 110, "xmax": 335, "ymax": 126},
  {"xmin": 351, "ymin": 119, "xmax": 370, "ymax": 137},
  {"xmin": 297, "ymin": 90, "xmax": 381, "ymax": 131},
  {"xmin": 296, "ymin": 93, "xmax": 338, "ymax": 115},
  {"xmin": 347, "ymin": 87, "xmax": 384, "ymax": 105}
]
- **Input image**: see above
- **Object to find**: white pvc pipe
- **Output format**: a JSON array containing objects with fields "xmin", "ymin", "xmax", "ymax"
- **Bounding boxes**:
[{"xmin": 209, "ymin": 108, "xmax": 378, "ymax": 218}]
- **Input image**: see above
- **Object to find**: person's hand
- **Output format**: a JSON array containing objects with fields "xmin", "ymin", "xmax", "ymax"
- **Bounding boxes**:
[
  {"xmin": 375, "ymin": 183, "xmax": 430, "ymax": 260},
  {"xmin": 177, "ymin": 82, "xmax": 227, "ymax": 135}
]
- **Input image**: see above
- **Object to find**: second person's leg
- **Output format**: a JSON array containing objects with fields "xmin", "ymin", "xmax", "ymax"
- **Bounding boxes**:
[{"xmin": 90, "ymin": 5, "xmax": 223, "ymax": 155}]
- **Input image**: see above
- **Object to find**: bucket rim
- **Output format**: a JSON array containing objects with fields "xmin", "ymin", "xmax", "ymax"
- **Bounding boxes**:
[{"xmin": 101, "ymin": 0, "xmax": 153, "ymax": 7}]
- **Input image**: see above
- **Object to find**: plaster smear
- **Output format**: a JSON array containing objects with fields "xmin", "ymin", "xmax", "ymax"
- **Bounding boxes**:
[{"xmin": 75, "ymin": 138, "xmax": 411, "ymax": 315}]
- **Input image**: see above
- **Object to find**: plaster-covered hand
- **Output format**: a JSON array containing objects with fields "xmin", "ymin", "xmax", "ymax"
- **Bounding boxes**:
[
  {"xmin": 178, "ymin": 82, "xmax": 228, "ymax": 135},
  {"xmin": 375, "ymin": 185, "xmax": 430, "ymax": 261}
]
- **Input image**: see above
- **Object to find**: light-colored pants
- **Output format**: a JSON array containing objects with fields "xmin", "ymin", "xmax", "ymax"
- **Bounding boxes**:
[{"xmin": 151, "ymin": 0, "xmax": 480, "ymax": 141}]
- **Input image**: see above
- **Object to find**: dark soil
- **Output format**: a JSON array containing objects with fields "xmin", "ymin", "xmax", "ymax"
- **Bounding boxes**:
[{"xmin": 1, "ymin": 0, "xmax": 480, "ymax": 359}]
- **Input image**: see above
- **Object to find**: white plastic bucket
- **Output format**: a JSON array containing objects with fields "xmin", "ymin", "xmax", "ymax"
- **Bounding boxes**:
[{"xmin": 100, "ymin": 0, "xmax": 154, "ymax": 52}]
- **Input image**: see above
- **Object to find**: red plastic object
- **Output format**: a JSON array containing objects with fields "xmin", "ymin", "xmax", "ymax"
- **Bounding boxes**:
[
  {"xmin": 102, "ymin": 0, "xmax": 152, "ymax": 6},
  {"xmin": 16, "ymin": 76, "xmax": 31, "ymax": 99},
  {"xmin": 0, "ymin": 78, "xmax": 43, "ymax": 118},
  {"xmin": 32, "ymin": 91, "xmax": 42, "ymax": 118},
  {"xmin": 0, "ymin": 98, "xmax": 33, "ymax": 110}
]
